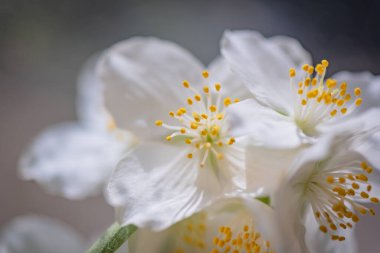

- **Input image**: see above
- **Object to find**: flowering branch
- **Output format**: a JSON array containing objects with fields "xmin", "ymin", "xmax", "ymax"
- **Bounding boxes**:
[{"xmin": 86, "ymin": 223, "xmax": 137, "ymax": 253}]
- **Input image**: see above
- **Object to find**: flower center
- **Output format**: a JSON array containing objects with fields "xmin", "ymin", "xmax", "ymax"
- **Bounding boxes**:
[
  {"xmin": 155, "ymin": 71, "xmax": 239, "ymax": 168},
  {"xmin": 211, "ymin": 223, "xmax": 274, "ymax": 253},
  {"xmin": 307, "ymin": 161, "xmax": 378, "ymax": 241},
  {"xmin": 172, "ymin": 213, "xmax": 274, "ymax": 253},
  {"xmin": 289, "ymin": 60, "xmax": 362, "ymax": 136}
]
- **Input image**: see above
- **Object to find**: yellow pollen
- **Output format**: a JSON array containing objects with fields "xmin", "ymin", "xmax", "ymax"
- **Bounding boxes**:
[
  {"xmin": 289, "ymin": 68, "xmax": 296, "ymax": 77},
  {"xmin": 215, "ymin": 83, "xmax": 221, "ymax": 91},
  {"xmin": 302, "ymin": 64, "xmax": 309, "ymax": 71},
  {"xmin": 321, "ymin": 59, "xmax": 329, "ymax": 67},
  {"xmin": 203, "ymin": 86, "xmax": 209, "ymax": 93},
  {"xmin": 187, "ymin": 153, "xmax": 193, "ymax": 159},
  {"xmin": 224, "ymin": 97, "xmax": 232, "ymax": 107},
  {"xmin": 202, "ymin": 70, "xmax": 209, "ymax": 78},
  {"xmin": 308, "ymin": 66, "xmax": 314, "ymax": 75},
  {"xmin": 155, "ymin": 120, "xmax": 163, "ymax": 126},
  {"xmin": 187, "ymin": 98, "xmax": 193, "ymax": 105},
  {"xmin": 228, "ymin": 138, "xmax": 236, "ymax": 145},
  {"xmin": 194, "ymin": 94, "xmax": 201, "ymax": 101},
  {"xmin": 354, "ymin": 88, "xmax": 361, "ymax": 96},
  {"xmin": 209, "ymin": 105, "xmax": 217, "ymax": 112},
  {"xmin": 166, "ymin": 136, "xmax": 172, "ymax": 141},
  {"xmin": 180, "ymin": 128, "xmax": 186, "ymax": 134},
  {"xmin": 182, "ymin": 80, "xmax": 190, "ymax": 88},
  {"xmin": 355, "ymin": 98, "xmax": 362, "ymax": 106}
]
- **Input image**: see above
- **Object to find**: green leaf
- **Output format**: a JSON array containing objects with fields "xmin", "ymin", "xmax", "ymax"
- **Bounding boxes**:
[
  {"xmin": 256, "ymin": 196, "xmax": 271, "ymax": 206},
  {"xmin": 86, "ymin": 223, "xmax": 137, "ymax": 253}
]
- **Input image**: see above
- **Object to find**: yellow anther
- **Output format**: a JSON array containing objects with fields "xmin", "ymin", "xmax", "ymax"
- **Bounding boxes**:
[
  {"xmin": 289, "ymin": 68, "xmax": 296, "ymax": 77},
  {"xmin": 169, "ymin": 111, "xmax": 175, "ymax": 117},
  {"xmin": 205, "ymin": 142, "xmax": 211, "ymax": 148},
  {"xmin": 316, "ymin": 64, "xmax": 324, "ymax": 75},
  {"xmin": 326, "ymin": 176, "xmax": 335, "ymax": 184},
  {"xmin": 311, "ymin": 77, "xmax": 318, "ymax": 86},
  {"xmin": 201, "ymin": 114, "xmax": 208, "ymax": 119},
  {"xmin": 301, "ymin": 99, "xmax": 307, "ymax": 106},
  {"xmin": 319, "ymin": 225, "xmax": 328, "ymax": 233},
  {"xmin": 166, "ymin": 136, "xmax": 172, "ymax": 141},
  {"xmin": 194, "ymin": 94, "xmax": 201, "ymax": 101},
  {"xmin": 187, "ymin": 153, "xmax": 193, "ymax": 159},
  {"xmin": 203, "ymin": 86, "xmax": 209, "ymax": 93},
  {"xmin": 302, "ymin": 64, "xmax": 309, "ymax": 71},
  {"xmin": 228, "ymin": 137, "xmax": 236, "ymax": 145},
  {"xmin": 191, "ymin": 122, "xmax": 198, "ymax": 129},
  {"xmin": 321, "ymin": 59, "xmax": 329, "ymax": 67},
  {"xmin": 326, "ymin": 79, "xmax": 337, "ymax": 89},
  {"xmin": 183, "ymin": 80, "xmax": 190, "ymax": 88},
  {"xmin": 215, "ymin": 83, "xmax": 221, "ymax": 91},
  {"xmin": 201, "ymin": 129, "xmax": 208, "ymax": 136},
  {"xmin": 308, "ymin": 66, "xmax": 314, "ymax": 75},
  {"xmin": 354, "ymin": 88, "xmax": 361, "ymax": 96},
  {"xmin": 155, "ymin": 120, "xmax": 163, "ymax": 126},
  {"xmin": 298, "ymin": 89, "xmax": 303, "ymax": 95},
  {"xmin": 180, "ymin": 128, "xmax": 186, "ymax": 134},
  {"xmin": 337, "ymin": 100, "xmax": 345, "ymax": 107},
  {"xmin": 187, "ymin": 98, "xmax": 193, "ymax": 105},
  {"xmin": 234, "ymin": 98, "xmax": 240, "ymax": 103},
  {"xmin": 305, "ymin": 78, "xmax": 311, "ymax": 86},
  {"xmin": 361, "ymin": 192, "xmax": 369, "ymax": 199},
  {"xmin": 224, "ymin": 97, "xmax": 232, "ymax": 107},
  {"xmin": 340, "ymin": 82, "xmax": 347, "ymax": 89},
  {"xmin": 352, "ymin": 182, "xmax": 360, "ymax": 189},
  {"xmin": 344, "ymin": 94, "xmax": 351, "ymax": 101},
  {"xmin": 209, "ymin": 105, "xmax": 217, "ymax": 112},
  {"xmin": 202, "ymin": 70, "xmax": 209, "ymax": 78},
  {"xmin": 355, "ymin": 98, "xmax": 362, "ymax": 106},
  {"xmin": 185, "ymin": 139, "xmax": 192, "ymax": 144},
  {"xmin": 211, "ymin": 126, "xmax": 220, "ymax": 135},
  {"xmin": 330, "ymin": 109, "xmax": 337, "ymax": 117},
  {"xmin": 217, "ymin": 141, "xmax": 223, "ymax": 147},
  {"xmin": 217, "ymin": 153, "xmax": 224, "ymax": 160},
  {"xmin": 216, "ymin": 113, "xmax": 224, "ymax": 120}
]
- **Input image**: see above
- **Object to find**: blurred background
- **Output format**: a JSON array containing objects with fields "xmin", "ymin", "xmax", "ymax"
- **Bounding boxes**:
[{"xmin": 1, "ymin": 0, "xmax": 379, "ymax": 250}]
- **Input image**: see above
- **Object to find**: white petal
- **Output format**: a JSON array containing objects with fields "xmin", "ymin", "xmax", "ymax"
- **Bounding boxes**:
[
  {"xmin": 228, "ymin": 99, "xmax": 303, "ymax": 149},
  {"xmin": 98, "ymin": 37, "xmax": 205, "ymax": 140},
  {"xmin": 0, "ymin": 215, "xmax": 86, "ymax": 253},
  {"xmin": 19, "ymin": 123, "xmax": 129, "ymax": 199},
  {"xmin": 245, "ymin": 145, "xmax": 300, "ymax": 197},
  {"xmin": 76, "ymin": 54, "xmax": 110, "ymax": 130},
  {"xmin": 221, "ymin": 30, "xmax": 311, "ymax": 114},
  {"xmin": 207, "ymin": 57, "xmax": 252, "ymax": 100},
  {"xmin": 332, "ymin": 71, "xmax": 380, "ymax": 115},
  {"xmin": 106, "ymin": 142, "xmax": 223, "ymax": 230}
]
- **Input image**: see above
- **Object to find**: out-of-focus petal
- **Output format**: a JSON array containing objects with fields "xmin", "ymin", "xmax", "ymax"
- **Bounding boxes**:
[
  {"xmin": 98, "ymin": 37, "xmax": 204, "ymax": 141},
  {"xmin": 129, "ymin": 197, "xmax": 285, "ymax": 253},
  {"xmin": 19, "ymin": 123, "xmax": 129, "ymax": 199},
  {"xmin": 221, "ymin": 30, "xmax": 311, "ymax": 115},
  {"xmin": 76, "ymin": 54, "xmax": 110, "ymax": 130},
  {"xmin": 0, "ymin": 215, "xmax": 86, "ymax": 253}
]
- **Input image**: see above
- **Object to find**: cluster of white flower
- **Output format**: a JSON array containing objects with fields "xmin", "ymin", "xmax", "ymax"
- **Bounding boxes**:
[{"xmin": 2, "ymin": 30, "xmax": 380, "ymax": 253}]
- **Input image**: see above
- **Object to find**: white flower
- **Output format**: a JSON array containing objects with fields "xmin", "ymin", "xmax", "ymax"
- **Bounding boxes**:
[
  {"xmin": 0, "ymin": 215, "xmax": 86, "ymax": 253},
  {"xmin": 222, "ymin": 30, "xmax": 374, "ymax": 148},
  {"xmin": 275, "ymin": 109, "xmax": 380, "ymax": 253},
  {"xmin": 18, "ymin": 57, "xmax": 132, "ymax": 199},
  {"xmin": 128, "ymin": 197, "xmax": 286, "ymax": 253},
  {"xmin": 99, "ymin": 37, "xmax": 272, "ymax": 230}
]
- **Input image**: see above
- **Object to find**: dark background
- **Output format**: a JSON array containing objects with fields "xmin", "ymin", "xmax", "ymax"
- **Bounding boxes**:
[{"xmin": 1, "ymin": 0, "xmax": 379, "ymax": 250}]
